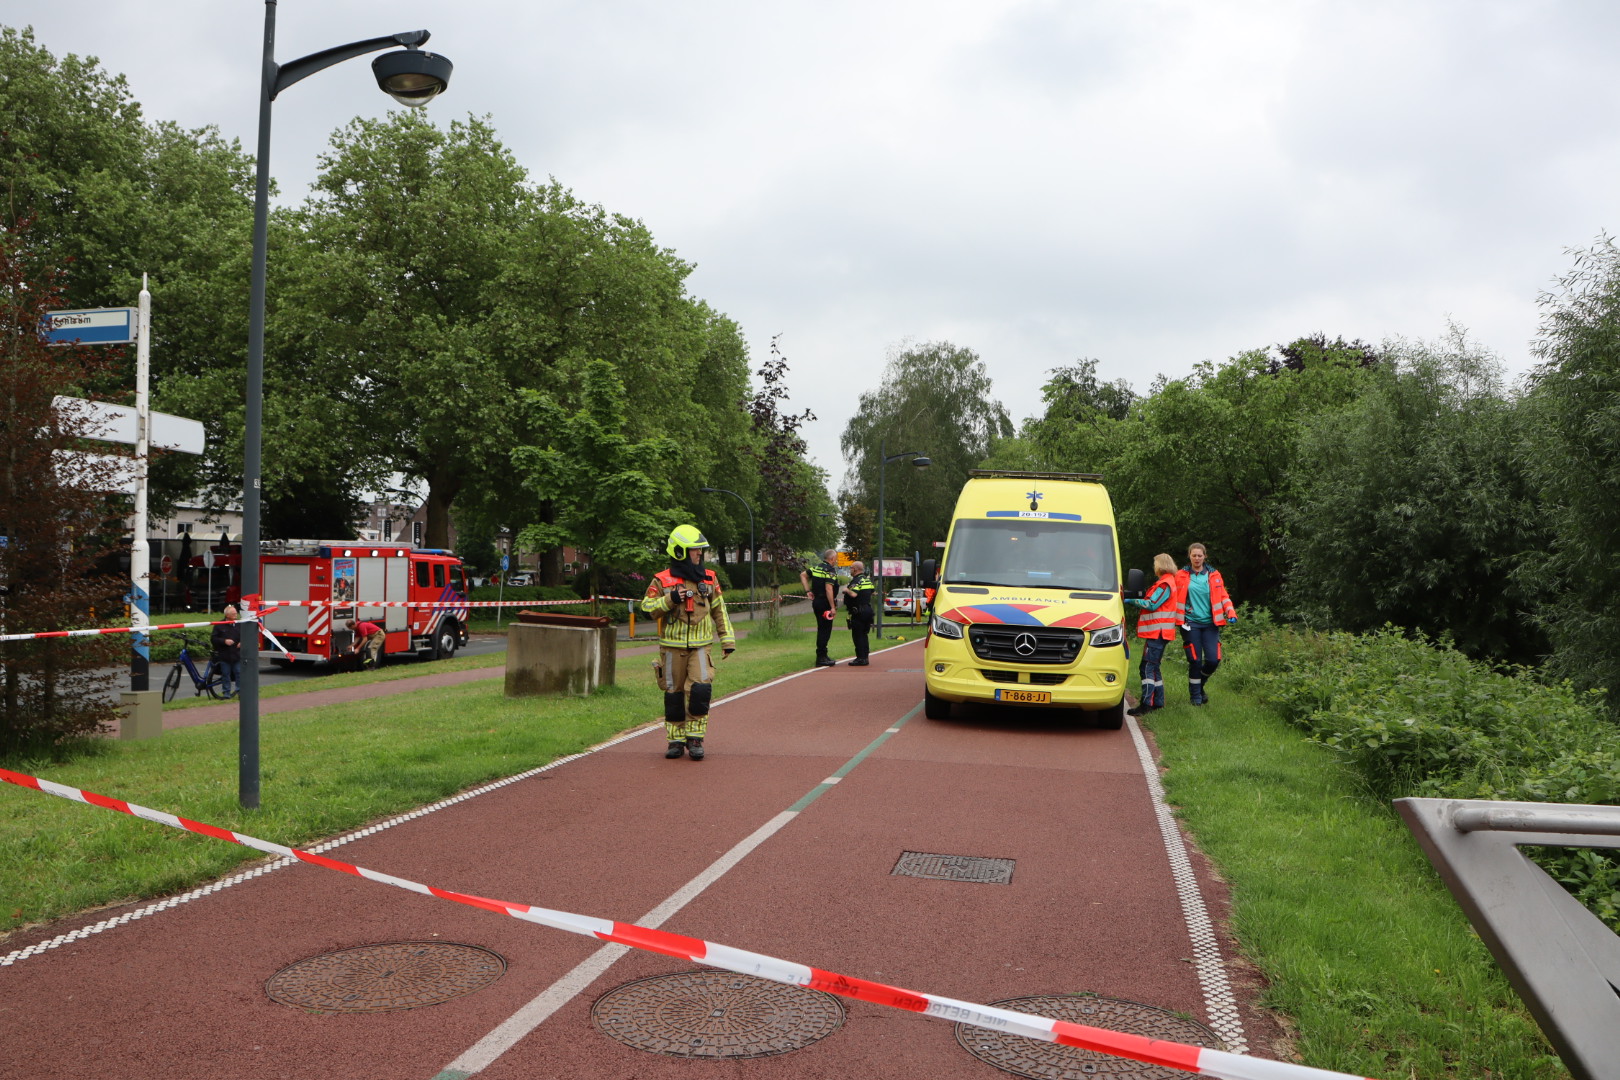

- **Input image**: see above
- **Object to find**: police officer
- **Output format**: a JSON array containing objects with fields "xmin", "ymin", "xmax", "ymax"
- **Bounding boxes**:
[
  {"xmin": 642, "ymin": 525, "xmax": 736, "ymax": 760},
  {"xmin": 840, "ymin": 560, "xmax": 876, "ymax": 666},
  {"xmin": 800, "ymin": 548, "xmax": 839, "ymax": 667}
]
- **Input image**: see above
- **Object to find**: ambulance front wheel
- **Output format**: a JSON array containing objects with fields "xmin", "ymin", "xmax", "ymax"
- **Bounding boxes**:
[
  {"xmin": 924, "ymin": 688, "xmax": 951, "ymax": 720},
  {"xmin": 434, "ymin": 621, "xmax": 459, "ymax": 661}
]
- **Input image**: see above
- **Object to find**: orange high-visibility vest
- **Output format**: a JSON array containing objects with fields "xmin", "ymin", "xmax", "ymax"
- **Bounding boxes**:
[
  {"xmin": 1135, "ymin": 573, "xmax": 1183, "ymax": 639},
  {"xmin": 1173, "ymin": 567, "xmax": 1238, "ymax": 626}
]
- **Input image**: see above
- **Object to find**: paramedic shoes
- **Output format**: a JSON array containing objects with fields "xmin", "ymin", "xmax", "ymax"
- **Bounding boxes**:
[{"xmin": 665, "ymin": 739, "xmax": 706, "ymax": 761}]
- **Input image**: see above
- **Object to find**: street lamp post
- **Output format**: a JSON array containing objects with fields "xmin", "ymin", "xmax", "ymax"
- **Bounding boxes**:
[
  {"xmin": 875, "ymin": 437, "xmax": 931, "ymax": 639},
  {"xmin": 240, "ymin": 1, "xmax": 452, "ymax": 809},
  {"xmin": 700, "ymin": 487, "xmax": 755, "ymax": 620}
]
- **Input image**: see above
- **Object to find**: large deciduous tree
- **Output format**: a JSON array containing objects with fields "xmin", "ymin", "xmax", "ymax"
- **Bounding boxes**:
[
  {"xmin": 1288, "ymin": 331, "xmax": 1545, "ymax": 660},
  {"xmin": 840, "ymin": 341, "xmax": 1012, "ymax": 556},
  {"xmin": 1524, "ymin": 237, "xmax": 1620, "ymax": 701},
  {"xmin": 0, "ymin": 220, "xmax": 124, "ymax": 754}
]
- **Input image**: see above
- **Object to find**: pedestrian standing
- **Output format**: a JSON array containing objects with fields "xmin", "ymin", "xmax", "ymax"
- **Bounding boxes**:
[
  {"xmin": 211, "ymin": 604, "xmax": 242, "ymax": 698},
  {"xmin": 642, "ymin": 525, "xmax": 736, "ymax": 761},
  {"xmin": 840, "ymin": 560, "xmax": 876, "ymax": 666},
  {"xmin": 1175, "ymin": 542, "xmax": 1238, "ymax": 706},
  {"xmin": 1126, "ymin": 554, "xmax": 1181, "ymax": 715},
  {"xmin": 800, "ymin": 548, "xmax": 839, "ymax": 667}
]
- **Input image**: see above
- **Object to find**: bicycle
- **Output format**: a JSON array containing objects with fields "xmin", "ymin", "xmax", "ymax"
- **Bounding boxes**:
[{"xmin": 161, "ymin": 636, "xmax": 227, "ymax": 703}]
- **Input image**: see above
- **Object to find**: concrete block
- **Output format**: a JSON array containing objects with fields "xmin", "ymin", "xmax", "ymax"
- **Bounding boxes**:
[
  {"xmin": 119, "ymin": 689, "xmax": 164, "ymax": 740},
  {"xmin": 505, "ymin": 622, "xmax": 616, "ymax": 697}
]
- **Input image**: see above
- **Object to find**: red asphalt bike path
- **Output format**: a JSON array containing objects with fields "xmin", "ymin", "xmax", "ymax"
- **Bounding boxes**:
[{"xmin": 0, "ymin": 640, "xmax": 1285, "ymax": 1079}]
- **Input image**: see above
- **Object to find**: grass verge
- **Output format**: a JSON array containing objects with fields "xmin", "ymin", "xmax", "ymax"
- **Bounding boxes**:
[
  {"xmin": 1140, "ymin": 651, "xmax": 1565, "ymax": 1079},
  {"xmin": 1, "ymin": 624, "xmax": 923, "ymax": 939}
]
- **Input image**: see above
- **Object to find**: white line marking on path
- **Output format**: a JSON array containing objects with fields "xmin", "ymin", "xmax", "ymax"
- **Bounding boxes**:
[{"xmin": 1126, "ymin": 714, "xmax": 1249, "ymax": 1053}]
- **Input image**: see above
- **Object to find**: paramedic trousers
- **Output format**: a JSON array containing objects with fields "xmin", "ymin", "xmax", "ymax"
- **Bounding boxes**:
[
  {"xmin": 1137, "ymin": 638, "xmax": 1167, "ymax": 708},
  {"xmin": 1182, "ymin": 624, "xmax": 1222, "ymax": 704},
  {"xmin": 656, "ymin": 645, "xmax": 714, "ymax": 742}
]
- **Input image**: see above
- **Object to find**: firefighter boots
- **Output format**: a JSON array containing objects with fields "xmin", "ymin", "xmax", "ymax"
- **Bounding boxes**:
[
  {"xmin": 665, "ymin": 740, "xmax": 686, "ymax": 759},
  {"xmin": 687, "ymin": 738, "xmax": 705, "ymax": 761}
]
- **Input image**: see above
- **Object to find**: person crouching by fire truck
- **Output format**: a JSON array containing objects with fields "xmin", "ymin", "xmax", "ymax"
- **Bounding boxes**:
[
  {"xmin": 345, "ymin": 618, "xmax": 386, "ymax": 669},
  {"xmin": 641, "ymin": 525, "xmax": 736, "ymax": 761}
]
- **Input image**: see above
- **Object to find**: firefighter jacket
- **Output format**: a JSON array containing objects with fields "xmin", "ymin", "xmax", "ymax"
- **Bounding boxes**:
[
  {"xmin": 1173, "ymin": 566, "xmax": 1238, "ymax": 627},
  {"xmin": 843, "ymin": 572, "xmax": 875, "ymax": 617},
  {"xmin": 1129, "ymin": 573, "xmax": 1183, "ymax": 640},
  {"xmin": 643, "ymin": 567, "xmax": 736, "ymax": 649}
]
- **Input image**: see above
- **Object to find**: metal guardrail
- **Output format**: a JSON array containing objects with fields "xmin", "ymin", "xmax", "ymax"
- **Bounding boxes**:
[{"xmin": 1397, "ymin": 797, "xmax": 1620, "ymax": 1080}]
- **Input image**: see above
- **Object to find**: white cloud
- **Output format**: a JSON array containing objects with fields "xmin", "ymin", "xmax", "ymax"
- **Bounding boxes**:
[{"xmin": 13, "ymin": 0, "xmax": 1620, "ymax": 475}]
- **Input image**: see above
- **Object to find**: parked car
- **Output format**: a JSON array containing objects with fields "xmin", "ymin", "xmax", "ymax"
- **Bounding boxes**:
[
  {"xmin": 503, "ymin": 572, "xmax": 534, "ymax": 587},
  {"xmin": 883, "ymin": 587, "xmax": 920, "ymax": 616}
]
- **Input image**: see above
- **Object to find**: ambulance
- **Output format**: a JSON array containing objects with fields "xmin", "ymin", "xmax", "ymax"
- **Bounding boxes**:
[
  {"xmin": 922, "ymin": 471, "xmax": 1143, "ymax": 728},
  {"xmin": 258, "ymin": 541, "xmax": 471, "ymax": 666}
]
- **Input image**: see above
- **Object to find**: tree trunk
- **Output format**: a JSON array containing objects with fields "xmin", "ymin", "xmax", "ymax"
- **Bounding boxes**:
[{"xmin": 424, "ymin": 474, "xmax": 461, "ymax": 550}]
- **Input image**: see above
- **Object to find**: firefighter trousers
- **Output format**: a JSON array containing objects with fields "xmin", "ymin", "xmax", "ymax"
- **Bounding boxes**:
[{"xmin": 655, "ymin": 646, "xmax": 714, "ymax": 742}]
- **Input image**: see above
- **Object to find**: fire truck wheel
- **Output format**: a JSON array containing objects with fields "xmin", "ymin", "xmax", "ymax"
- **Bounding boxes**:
[{"xmin": 434, "ymin": 622, "xmax": 459, "ymax": 661}]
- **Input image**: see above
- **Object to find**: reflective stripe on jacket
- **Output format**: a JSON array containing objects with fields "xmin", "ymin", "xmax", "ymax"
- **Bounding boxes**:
[
  {"xmin": 642, "ymin": 568, "xmax": 736, "ymax": 649},
  {"xmin": 1133, "ymin": 573, "xmax": 1183, "ymax": 639},
  {"xmin": 1173, "ymin": 566, "xmax": 1238, "ymax": 627}
]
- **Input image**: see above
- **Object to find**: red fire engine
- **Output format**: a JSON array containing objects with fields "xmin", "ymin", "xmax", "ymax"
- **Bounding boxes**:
[{"xmin": 258, "ymin": 541, "xmax": 470, "ymax": 666}]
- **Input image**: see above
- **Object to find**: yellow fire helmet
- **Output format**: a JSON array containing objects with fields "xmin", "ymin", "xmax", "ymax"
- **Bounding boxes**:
[{"xmin": 666, "ymin": 524, "xmax": 710, "ymax": 560}]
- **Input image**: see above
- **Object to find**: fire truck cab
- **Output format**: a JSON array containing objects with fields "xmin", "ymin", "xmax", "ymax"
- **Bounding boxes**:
[{"xmin": 259, "ymin": 541, "xmax": 470, "ymax": 666}]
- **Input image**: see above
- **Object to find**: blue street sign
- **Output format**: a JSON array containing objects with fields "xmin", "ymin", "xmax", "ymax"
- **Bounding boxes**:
[
  {"xmin": 40, "ymin": 307, "xmax": 138, "ymax": 345},
  {"xmin": 500, "ymin": 554, "xmax": 510, "ymax": 571}
]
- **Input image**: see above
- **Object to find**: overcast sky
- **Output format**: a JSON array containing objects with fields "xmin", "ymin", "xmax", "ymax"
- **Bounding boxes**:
[{"xmin": 14, "ymin": 2, "xmax": 1620, "ymax": 485}]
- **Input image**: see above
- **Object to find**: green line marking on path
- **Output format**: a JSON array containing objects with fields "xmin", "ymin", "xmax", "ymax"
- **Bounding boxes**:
[{"xmin": 787, "ymin": 702, "xmax": 921, "ymax": 813}]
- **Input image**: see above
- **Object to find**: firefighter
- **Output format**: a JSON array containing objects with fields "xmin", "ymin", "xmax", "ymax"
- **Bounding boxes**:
[
  {"xmin": 1175, "ymin": 542, "xmax": 1238, "ymax": 706},
  {"xmin": 799, "ymin": 548, "xmax": 839, "ymax": 667},
  {"xmin": 840, "ymin": 560, "xmax": 876, "ymax": 666},
  {"xmin": 642, "ymin": 525, "xmax": 736, "ymax": 761},
  {"xmin": 1126, "ymin": 553, "xmax": 1182, "ymax": 715}
]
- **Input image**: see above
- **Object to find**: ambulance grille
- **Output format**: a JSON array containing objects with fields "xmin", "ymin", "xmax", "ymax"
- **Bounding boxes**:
[{"xmin": 967, "ymin": 626, "xmax": 1084, "ymax": 665}]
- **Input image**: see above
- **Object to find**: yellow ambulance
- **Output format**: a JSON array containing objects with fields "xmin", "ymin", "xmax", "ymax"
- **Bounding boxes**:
[{"xmin": 922, "ymin": 470, "xmax": 1142, "ymax": 727}]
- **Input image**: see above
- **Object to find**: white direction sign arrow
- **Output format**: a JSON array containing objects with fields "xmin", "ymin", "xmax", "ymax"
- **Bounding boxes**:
[{"xmin": 52, "ymin": 396, "xmax": 205, "ymax": 455}]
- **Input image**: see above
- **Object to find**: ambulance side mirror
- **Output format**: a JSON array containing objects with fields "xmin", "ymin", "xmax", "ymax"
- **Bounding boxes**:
[
  {"xmin": 920, "ymin": 558, "xmax": 938, "ymax": 589},
  {"xmin": 1123, "ymin": 568, "xmax": 1145, "ymax": 600}
]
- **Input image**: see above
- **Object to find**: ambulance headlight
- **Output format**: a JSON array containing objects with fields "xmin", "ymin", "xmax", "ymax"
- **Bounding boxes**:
[
  {"xmin": 1090, "ymin": 625, "xmax": 1123, "ymax": 647},
  {"xmin": 930, "ymin": 613, "xmax": 964, "ymax": 639}
]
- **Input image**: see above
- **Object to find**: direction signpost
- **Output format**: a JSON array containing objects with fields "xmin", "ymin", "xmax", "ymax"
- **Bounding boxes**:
[{"xmin": 43, "ymin": 285, "xmax": 205, "ymax": 700}]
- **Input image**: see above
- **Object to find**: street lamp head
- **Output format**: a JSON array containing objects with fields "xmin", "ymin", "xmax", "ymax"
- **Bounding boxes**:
[
  {"xmin": 700, "ymin": 487, "xmax": 717, "ymax": 493},
  {"xmin": 372, "ymin": 49, "xmax": 453, "ymax": 107},
  {"xmin": 912, "ymin": 455, "xmax": 932, "ymax": 468}
]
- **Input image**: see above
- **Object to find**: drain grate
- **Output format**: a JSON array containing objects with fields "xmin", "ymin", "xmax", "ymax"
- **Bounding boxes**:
[
  {"xmin": 957, "ymin": 995, "xmax": 1223, "ymax": 1079},
  {"xmin": 593, "ymin": 970, "xmax": 844, "ymax": 1058},
  {"xmin": 893, "ymin": 851, "xmax": 1015, "ymax": 884},
  {"xmin": 265, "ymin": 941, "xmax": 506, "ymax": 1013}
]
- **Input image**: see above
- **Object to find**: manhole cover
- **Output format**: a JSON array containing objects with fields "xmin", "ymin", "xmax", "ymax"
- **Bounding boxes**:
[
  {"xmin": 265, "ymin": 941, "xmax": 506, "ymax": 1013},
  {"xmin": 592, "ymin": 970, "xmax": 845, "ymax": 1058},
  {"xmin": 893, "ymin": 851, "xmax": 1016, "ymax": 884},
  {"xmin": 956, "ymin": 995, "xmax": 1223, "ymax": 1079}
]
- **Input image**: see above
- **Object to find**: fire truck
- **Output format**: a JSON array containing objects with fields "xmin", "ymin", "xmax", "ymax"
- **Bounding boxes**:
[{"xmin": 258, "ymin": 541, "xmax": 471, "ymax": 666}]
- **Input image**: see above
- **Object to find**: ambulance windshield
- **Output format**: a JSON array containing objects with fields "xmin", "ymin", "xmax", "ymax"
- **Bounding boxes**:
[{"xmin": 943, "ymin": 519, "xmax": 1117, "ymax": 592}]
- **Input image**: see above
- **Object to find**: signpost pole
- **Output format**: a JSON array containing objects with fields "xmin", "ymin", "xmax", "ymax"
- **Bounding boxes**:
[{"xmin": 129, "ymin": 277, "xmax": 152, "ymax": 691}]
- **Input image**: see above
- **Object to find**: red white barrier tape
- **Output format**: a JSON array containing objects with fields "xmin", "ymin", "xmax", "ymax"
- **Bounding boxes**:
[
  {"xmin": 259, "ymin": 598, "xmax": 596, "ymax": 610},
  {"xmin": 0, "ymin": 768, "xmax": 1372, "ymax": 1080},
  {"xmin": 0, "ymin": 617, "xmax": 249, "ymax": 644}
]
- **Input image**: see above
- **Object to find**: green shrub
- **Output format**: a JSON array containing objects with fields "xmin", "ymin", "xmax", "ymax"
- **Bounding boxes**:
[{"xmin": 1232, "ymin": 619, "xmax": 1620, "ymax": 924}]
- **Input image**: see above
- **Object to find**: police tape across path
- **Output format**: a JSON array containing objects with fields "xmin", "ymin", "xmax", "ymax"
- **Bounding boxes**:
[{"xmin": 0, "ymin": 767, "xmax": 1377, "ymax": 1080}]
